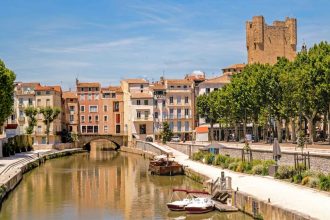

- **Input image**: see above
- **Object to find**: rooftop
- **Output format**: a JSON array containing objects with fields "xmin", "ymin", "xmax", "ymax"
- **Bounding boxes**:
[
  {"xmin": 199, "ymin": 75, "xmax": 231, "ymax": 85},
  {"xmin": 101, "ymin": 86, "xmax": 123, "ymax": 93},
  {"xmin": 35, "ymin": 85, "xmax": 62, "ymax": 93},
  {"xmin": 222, "ymin": 63, "xmax": 246, "ymax": 70},
  {"xmin": 166, "ymin": 79, "xmax": 192, "ymax": 85},
  {"xmin": 150, "ymin": 83, "xmax": 166, "ymax": 90},
  {"xmin": 130, "ymin": 92, "xmax": 153, "ymax": 99},
  {"xmin": 62, "ymin": 91, "xmax": 77, "ymax": 99},
  {"xmin": 123, "ymin": 78, "xmax": 148, "ymax": 84},
  {"xmin": 76, "ymin": 82, "xmax": 100, "ymax": 88}
]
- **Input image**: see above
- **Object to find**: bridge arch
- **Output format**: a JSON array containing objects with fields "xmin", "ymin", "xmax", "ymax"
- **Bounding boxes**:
[{"xmin": 78, "ymin": 134, "xmax": 128, "ymax": 151}]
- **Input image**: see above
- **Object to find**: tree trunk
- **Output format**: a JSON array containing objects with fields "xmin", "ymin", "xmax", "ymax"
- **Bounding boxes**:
[
  {"xmin": 234, "ymin": 123, "xmax": 239, "ymax": 142},
  {"xmin": 307, "ymin": 118, "xmax": 314, "ymax": 144},
  {"xmin": 263, "ymin": 125, "xmax": 267, "ymax": 143},
  {"xmin": 291, "ymin": 117, "xmax": 297, "ymax": 143},
  {"xmin": 253, "ymin": 120, "xmax": 259, "ymax": 142},
  {"xmin": 46, "ymin": 120, "xmax": 50, "ymax": 144},
  {"xmin": 243, "ymin": 120, "xmax": 247, "ymax": 140},
  {"xmin": 219, "ymin": 124, "xmax": 222, "ymax": 141},
  {"xmin": 276, "ymin": 119, "xmax": 282, "ymax": 143},
  {"xmin": 209, "ymin": 122, "xmax": 214, "ymax": 142},
  {"xmin": 285, "ymin": 120, "xmax": 290, "ymax": 142}
]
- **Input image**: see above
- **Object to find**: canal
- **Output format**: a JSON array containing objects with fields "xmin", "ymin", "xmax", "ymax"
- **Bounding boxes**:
[{"xmin": 0, "ymin": 151, "xmax": 252, "ymax": 220}]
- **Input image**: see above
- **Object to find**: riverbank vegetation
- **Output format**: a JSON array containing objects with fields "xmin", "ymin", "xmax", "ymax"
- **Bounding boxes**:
[
  {"xmin": 197, "ymin": 42, "xmax": 330, "ymax": 144},
  {"xmin": 192, "ymin": 151, "xmax": 330, "ymax": 192},
  {"xmin": 2, "ymin": 135, "xmax": 33, "ymax": 157}
]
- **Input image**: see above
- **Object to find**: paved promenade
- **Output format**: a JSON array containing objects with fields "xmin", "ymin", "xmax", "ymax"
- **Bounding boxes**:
[{"xmin": 157, "ymin": 143, "xmax": 330, "ymax": 220}]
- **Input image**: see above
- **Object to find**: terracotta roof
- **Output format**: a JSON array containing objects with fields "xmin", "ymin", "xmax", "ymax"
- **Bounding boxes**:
[
  {"xmin": 200, "ymin": 75, "xmax": 231, "ymax": 85},
  {"xmin": 150, "ymin": 83, "xmax": 166, "ymax": 90},
  {"xmin": 62, "ymin": 91, "xmax": 77, "ymax": 99},
  {"xmin": 166, "ymin": 79, "xmax": 192, "ymax": 85},
  {"xmin": 222, "ymin": 63, "xmax": 246, "ymax": 70},
  {"xmin": 196, "ymin": 126, "xmax": 208, "ymax": 133},
  {"xmin": 35, "ymin": 85, "xmax": 62, "ymax": 93},
  {"xmin": 130, "ymin": 92, "xmax": 153, "ymax": 99},
  {"xmin": 77, "ymin": 82, "xmax": 100, "ymax": 87},
  {"xmin": 101, "ymin": 86, "xmax": 123, "ymax": 93},
  {"xmin": 123, "ymin": 78, "xmax": 148, "ymax": 84},
  {"xmin": 5, "ymin": 124, "xmax": 18, "ymax": 129},
  {"xmin": 20, "ymin": 82, "xmax": 41, "ymax": 87}
]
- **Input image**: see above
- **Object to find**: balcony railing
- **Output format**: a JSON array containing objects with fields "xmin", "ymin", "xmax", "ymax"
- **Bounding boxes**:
[{"xmin": 134, "ymin": 116, "xmax": 153, "ymax": 121}]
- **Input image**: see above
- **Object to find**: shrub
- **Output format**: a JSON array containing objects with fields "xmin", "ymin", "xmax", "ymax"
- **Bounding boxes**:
[
  {"xmin": 293, "ymin": 173, "xmax": 303, "ymax": 183},
  {"xmin": 301, "ymin": 176, "xmax": 309, "ymax": 185},
  {"xmin": 192, "ymin": 151, "xmax": 205, "ymax": 161},
  {"xmin": 228, "ymin": 162, "xmax": 238, "ymax": 171},
  {"xmin": 318, "ymin": 173, "xmax": 330, "ymax": 191},
  {"xmin": 203, "ymin": 153, "xmax": 214, "ymax": 164},
  {"xmin": 236, "ymin": 161, "xmax": 252, "ymax": 173},
  {"xmin": 308, "ymin": 177, "xmax": 319, "ymax": 188},
  {"xmin": 252, "ymin": 159, "xmax": 262, "ymax": 166},
  {"xmin": 252, "ymin": 164, "xmax": 264, "ymax": 175},
  {"xmin": 275, "ymin": 165, "xmax": 295, "ymax": 179},
  {"xmin": 213, "ymin": 154, "xmax": 228, "ymax": 166}
]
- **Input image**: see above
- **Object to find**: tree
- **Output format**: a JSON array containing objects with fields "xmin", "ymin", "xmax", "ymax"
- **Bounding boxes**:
[
  {"xmin": 39, "ymin": 106, "xmax": 61, "ymax": 144},
  {"xmin": 24, "ymin": 106, "xmax": 38, "ymax": 134},
  {"xmin": 160, "ymin": 122, "xmax": 173, "ymax": 144},
  {"xmin": 0, "ymin": 59, "xmax": 16, "ymax": 129},
  {"xmin": 196, "ymin": 92, "xmax": 220, "ymax": 141}
]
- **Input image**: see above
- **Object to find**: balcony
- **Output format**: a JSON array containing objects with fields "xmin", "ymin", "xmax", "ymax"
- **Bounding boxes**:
[
  {"xmin": 70, "ymin": 110, "xmax": 75, "ymax": 115},
  {"xmin": 134, "ymin": 116, "xmax": 153, "ymax": 122}
]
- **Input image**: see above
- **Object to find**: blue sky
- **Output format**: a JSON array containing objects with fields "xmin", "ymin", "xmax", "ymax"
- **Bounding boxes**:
[{"xmin": 0, "ymin": 0, "xmax": 329, "ymax": 90}]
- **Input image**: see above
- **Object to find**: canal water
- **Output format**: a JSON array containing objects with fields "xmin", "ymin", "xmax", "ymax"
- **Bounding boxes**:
[{"xmin": 0, "ymin": 151, "xmax": 252, "ymax": 220}]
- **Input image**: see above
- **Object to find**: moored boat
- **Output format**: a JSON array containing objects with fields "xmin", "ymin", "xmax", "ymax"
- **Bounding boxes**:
[
  {"xmin": 184, "ymin": 198, "xmax": 215, "ymax": 214},
  {"xmin": 167, "ymin": 198, "xmax": 192, "ymax": 211}
]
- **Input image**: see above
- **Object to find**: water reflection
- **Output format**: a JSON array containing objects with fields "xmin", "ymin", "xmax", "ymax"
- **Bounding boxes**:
[{"xmin": 0, "ymin": 151, "xmax": 252, "ymax": 220}]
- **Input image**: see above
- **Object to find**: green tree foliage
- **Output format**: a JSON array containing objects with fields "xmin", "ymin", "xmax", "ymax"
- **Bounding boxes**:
[
  {"xmin": 160, "ymin": 122, "xmax": 173, "ymax": 144},
  {"xmin": 24, "ymin": 106, "xmax": 38, "ymax": 134},
  {"xmin": 196, "ymin": 42, "xmax": 330, "ymax": 144},
  {"xmin": 39, "ymin": 106, "xmax": 61, "ymax": 144},
  {"xmin": 0, "ymin": 59, "xmax": 16, "ymax": 128}
]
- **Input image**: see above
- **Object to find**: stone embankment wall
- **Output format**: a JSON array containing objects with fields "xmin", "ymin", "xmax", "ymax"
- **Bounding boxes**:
[
  {"xmin": 0, "ymin": 149, "xmax": 85, "ymax": 205},
  {"xmin": 120, "ymin": 146, "xmax": 156, "ymax": 159},
  {"xmin": 167, "ymin": 142, "xmax": 330, "ymax": 173}
]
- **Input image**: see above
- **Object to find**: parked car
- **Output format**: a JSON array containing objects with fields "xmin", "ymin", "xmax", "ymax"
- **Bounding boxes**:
[{"xmin": 171, "ymin": 136, "xmax": 180, "ymax": 142}]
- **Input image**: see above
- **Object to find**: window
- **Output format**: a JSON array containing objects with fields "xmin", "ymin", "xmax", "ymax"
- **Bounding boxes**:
[
  {"xmin": 177, "ymin": 109, "xmax": 181, "ymax": 119},
  {"xmin": 94, "ymin": 126, "xmax": 98, "ymax": 133},
  {"xmin": 104, "ymin": 115, "xmax": 108, "ymax": 122},
  {"xmin": 177, "ymin": 121, "xmax": 182, "ymax": 132},
  {"xmin": 103, "ymin": 105, "xmax": 108, "ymax": 112},
  {"xmin": 88, "ymin": 88, "xmax": 92, "ymax": 91},
  {"xmin": 111, "ymin": 93, "xmax": 116, "ymax": 98},
  {"xmin": 46, "ymin": 99, "xmax": 50, "ymax": 107},
  {"xmin": 114, "ymin": 102, "xmax": 119, "ymax": 112},
  {"xmin": 37, "ymin": 99, "xmax": 41, "ymax": 107},
  {"xmin": 80, "ymin": 105, "xmax": 85, "ymax": 112},
  {"xmin": 36, "ymin": 91, "xmax": 41, "ymax": 96},
  {"xmin": 104, "ymin": 126, "xmax": 108, "ymax": 133},
  {"xmin": 19, "ymin": 110, "xmax": 24, "ymax": 117},
  {"xmin": 69, "ymin": 106, "xmax": 75, "ymax": 111},
  {"xmin": 169, "ymin": 122, "xmax": 174, "ymax": 131},
  {"xmin": 69, "ymin": 126, "xmax": 73, "ymax": 132},
  {"xmin": 69, "ymin": 115, "xmax": 74, "ymax": 122},
  {"xmin": 140, "ymin": 84, "xmax": 144, "ymax": 89},
  {"xmin": 214, "ymin": 88, "xmax": 218, "ymax": 91},
  {"xmin": 28, "ymin": 98, "xmax": 33, "ymax": 106},
  {"xmin": 89, "ymin": 106, "xmax": 98, "ymax": 113},
  {"xmin": 185, "ymin": 109, "xmax": 189, "ymax": 118},
  {"xmin": 87, "ymin": 126, "xmax": 93, "ymax": 133},
  {"xmin": 82, "ymin": 126, "xmax": 86, "ymax": 133},
  {"xmin": 94, "ymin": 94, "xmax": 99, "ymax": 100},
  {"xmin": 80, "ymin": 94, "xmax": 85, "ymax": 101},
  {"xmin": 137, "ymin": 111, "xmax": 141, "ymax": 119},
  {"xmin": 137, "ymin": 100, "xmax": 141, "ymax": 105},
  {"xmin": 116, "ymin": 114, "xmax": 120, "ymax": 123},
  {"xmin": 170, "ymin": 86, "xmax": 174, "ymax": 88},
  {"xmin": 95, "ymin": 115, "xmax": 99, "ymax": 122},
  {"xmin": 139, "ymin": 124, "xmax": 146, "ymax": 134},
  {"xmin": 177, "ymin": 96, "xmax": 181, "ymax": 104},
  {"xmin": 206, "ymin": 88, "xmax": 210, "ymax": 94},
  {"xmin": 154, "ymin": 112, "xmax": 158, "ymax": 119},
  {"xmin": 116, "ymin": 125, "xmax": 120, "ymax": 134},
  {"xmin": 145, "ymin": 111, "xmax": 149, "ymax": 119},
  {"xmin": 170, "ymin": 96, "xmax": 173, "ymax": 104},
  {"xmin": 144, "ymin": 100, "xmax": 148, "ymax": 105},
  {"xmin": 81, "ymin": 88, "xmax": 84, "ymax": 92},
  {"xmin": 162, "ymin": 100, "xmax": 166, "ymax": 107},
  {"xmin": 184, "ymin": 85, "xmax": 187, "ymax": 89},
  {"xmin": 185, "ymin": 96, "xmax": 189, "ymax": 104},
  {"xmin": 169, "ymin": 109, "xmax": 174, "ymax": 119},
  {"xmin": 46, "ymin": 91, "xmax": 50, "ymax": 95},
  {"xmin": 103, "ymin": 93, "xmax": 110, "ymax": 98},
  {"xmin": 81, "ymin": 115, "xmax": 85, "ymax": 123},
  {"xmin": 154, "ymin": 100, "xmax": 157, "ymax": 106},
  {"xmin": 177, "ymin": 86, "xmax": 181, "ymax": 88},
  {"xmin": 88, "ymin": 116, "xmax": 92, "ymax": 122},
  {"xmin": 185, "ymin": 121, "xmax": 189, "ymax": 131},
  {"xmin": 88, "ymin": 94, "xmax": 92, "ymax": 100}
]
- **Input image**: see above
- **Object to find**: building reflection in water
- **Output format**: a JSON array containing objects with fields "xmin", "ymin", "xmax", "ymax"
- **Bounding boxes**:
[{"xmin": 0, "ymin": 149, "xmax": 252, "ymax": 220}]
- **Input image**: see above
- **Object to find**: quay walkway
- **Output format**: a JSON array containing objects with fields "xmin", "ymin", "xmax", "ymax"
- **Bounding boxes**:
[{"xmin": 155, "ymin": 143, "xmax": 330, "ymax": 220}]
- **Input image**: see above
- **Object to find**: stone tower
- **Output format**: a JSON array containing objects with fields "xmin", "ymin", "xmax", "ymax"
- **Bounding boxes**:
[{"xmin": 246, "ymin": 16, "xmax": 297, "ymax": 65}]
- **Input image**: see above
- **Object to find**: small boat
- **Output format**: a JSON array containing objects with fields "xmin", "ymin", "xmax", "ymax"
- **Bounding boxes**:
[
  {"xmin": 167, "ymin": 198, "xmax": 192, "ymax": 211},
  {"xmin": 184, "ymin": 198, "xmax": 215, "ymax": 214},
  {"xmin": 149, "ymin": 154, "xmax": 184, "ymax": 176}
]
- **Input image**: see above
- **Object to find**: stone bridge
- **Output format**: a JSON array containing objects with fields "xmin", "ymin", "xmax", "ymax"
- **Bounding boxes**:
[{"xmin": 78, "ymin": 134, "xmax": 128, "ymax": 150}]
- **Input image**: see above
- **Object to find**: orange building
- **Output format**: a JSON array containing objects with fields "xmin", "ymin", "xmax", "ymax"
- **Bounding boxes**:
[{"xmin": 62, "ymin": 91, "xmax": 79, "ymax": 133}]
